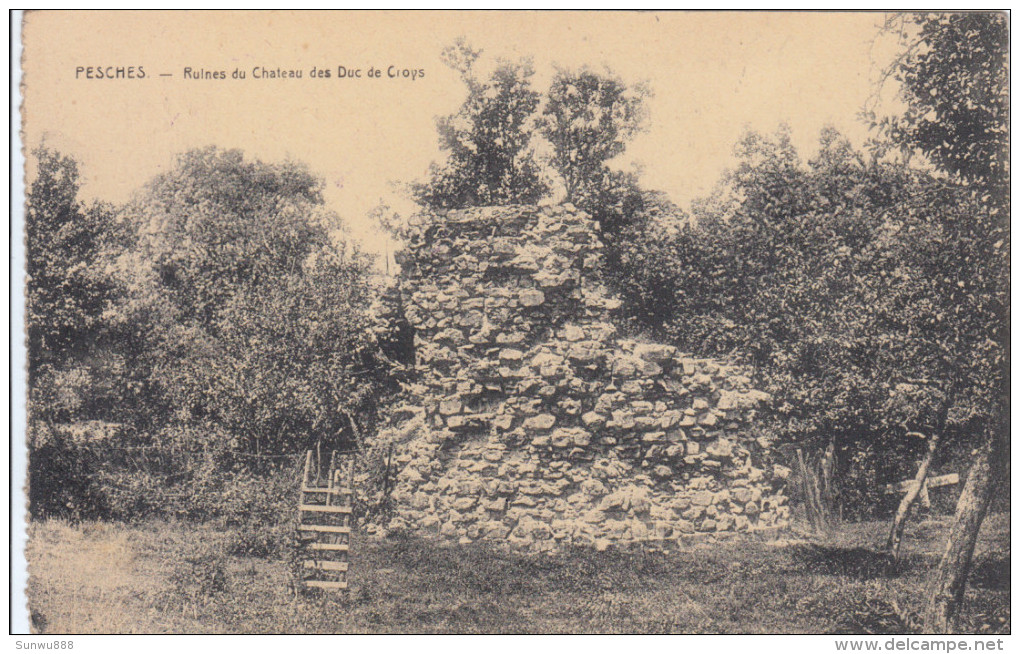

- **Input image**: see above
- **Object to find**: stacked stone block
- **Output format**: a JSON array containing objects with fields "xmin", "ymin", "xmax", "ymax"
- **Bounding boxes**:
[{"xmin": 378, "ymin": 203, "xmax": 789, "ymax": 551}]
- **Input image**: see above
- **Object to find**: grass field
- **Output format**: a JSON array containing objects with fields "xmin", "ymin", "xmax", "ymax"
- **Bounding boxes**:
[{"xmin": 25, "ymin": 513, "xmax": 1009, "ymax": 634}]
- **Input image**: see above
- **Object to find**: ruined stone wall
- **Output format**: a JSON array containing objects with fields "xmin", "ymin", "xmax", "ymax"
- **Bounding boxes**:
[{"xmin": 376, "ymin": 203, "xmax": 789, "ymax": 551}]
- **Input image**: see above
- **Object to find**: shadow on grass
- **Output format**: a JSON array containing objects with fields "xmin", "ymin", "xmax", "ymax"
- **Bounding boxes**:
[
  {"xmin": 969, "ymin": 555, "xmax": 1010, "ymax": 591},
  {"xmin": 789, "ymin": 543, "xmax": 925, "ymax": 580}
]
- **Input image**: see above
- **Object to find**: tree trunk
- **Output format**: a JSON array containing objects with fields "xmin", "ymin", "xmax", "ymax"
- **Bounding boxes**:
[
  {"xmin": 796, "ymin": 447, "xmax": 834, "ymax": 533},
  {"xmin": 922, "ymin": 436, "xmax": 998, "ymax": 633},
  {"xmin": 887, "ymin": 432, "xmax": 941, "ymax": 560}
]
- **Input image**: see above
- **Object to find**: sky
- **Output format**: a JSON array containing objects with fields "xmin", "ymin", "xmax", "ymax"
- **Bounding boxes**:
[{"xmin": 20, "ymin": 11, "xmax": 904, "ymax": 260}]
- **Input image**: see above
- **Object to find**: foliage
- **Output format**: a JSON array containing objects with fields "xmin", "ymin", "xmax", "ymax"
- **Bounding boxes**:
[
  {"xmin": 409, "ymin": 47, "xmax": 654, "ymax": 246},
  {"xmin": 25, "ymin": 148, "xmax": 141, "ymax": 520},
  {"xmin": 25, "ymin": 148, "xmax": 126, "ymax": 425},
  {"xmin": 540, "ymin": 67, "xmax": 651, "ymax": 238},
  {"xmin": 871, "ymin": 12, "xmax": 1009, "ymax": 187},
  {"xmin": 872, "ymin": 13, "xmax": 1009, "ymax": 631},
  {"xmin": 616, "ymin": 124, "xmax": 1006, "ymax": 512},
  {"xmin": 411, "ymin": 39, "xmax": 549, "ymax": 209},
  {"xmin": 28, "ymin": 418, "xmax": 301, "ymax": 524},
  {"xmin": 871, "ymin": 10, "xmax": 1009, "ymax": 457},
  {"xmin": 26, "ymin": 148, "xmax": 118, "ymax": 378},
  {"xmin": 119, "ymin": 147, "xmax": 387, "ymax": 455},
  {"xmin": 28, "ymin": 423, "xmax": 114, "ymax": 520}
]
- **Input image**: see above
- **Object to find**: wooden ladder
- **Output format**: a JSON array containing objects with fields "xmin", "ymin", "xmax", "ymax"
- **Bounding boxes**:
[{"xmin": 297, "ymin": 450, "xmax": 353, "ymax": 591}]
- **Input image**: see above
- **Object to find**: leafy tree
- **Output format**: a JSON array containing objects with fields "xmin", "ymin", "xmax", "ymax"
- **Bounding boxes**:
[
  {"xmin": 615, "ymin": 126, "xmax": 979, "ymax": 523},
  {"xmin": 25, "ymin": 148, "xmax": 118, "ymax": 396},
  {"xmin": 122, "ymin": 147, "xmax": 386, "ymax": 454},
  {"xmin": 872, "ymin": 12, "xmax": 1009, "ymax": 187},
  {"xmin": 25, "ymin": 147, "xmax": 131, "ymax": 518},
  {"xmin": 540, "ymin": 67, "xmax": 651, "ymax": 239},
  {"xmin": 412, "ymin": 39, "xmax": 548, "ymax": 209},
  {"xmin": 869, "ymin": 11, "xmax": 1008, "ymax": 632}
]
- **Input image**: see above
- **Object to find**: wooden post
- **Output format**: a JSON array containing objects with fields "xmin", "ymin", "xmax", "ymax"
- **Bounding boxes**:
[
  {"xmin": 919, "ymin": 482, "xmax": 932, "ymax": 509},
  {"xmin": 315, "ymin": 441, "xmax": 322, "ymax": 486},
  {"xmin": 887, "ymin": 432, "xmax": 941, "ymax": 560},
  {"xmin": 303, "ymin": 450, "xmax": 313, "ymax": 487}
]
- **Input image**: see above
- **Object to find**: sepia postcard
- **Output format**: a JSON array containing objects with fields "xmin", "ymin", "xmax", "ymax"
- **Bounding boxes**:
[{"xmin": 12, "ymin": 9, "xmax": 1010, "ymax": 643}]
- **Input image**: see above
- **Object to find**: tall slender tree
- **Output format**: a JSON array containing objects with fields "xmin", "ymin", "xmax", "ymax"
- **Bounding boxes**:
[
  {"xmin": 25, "ymin": 147, "xmax": 121, "ymax": 424},
  {"xmin": 412, "ymin": 39, "xmax": 548, "ymax": 210},
  {"xmin": 871, "ymin": 12, "xmax": 1008, "ymax": 631},
  {"xmin": 540, "ymin": 67, "xmax": 651, "ymax": 239}
]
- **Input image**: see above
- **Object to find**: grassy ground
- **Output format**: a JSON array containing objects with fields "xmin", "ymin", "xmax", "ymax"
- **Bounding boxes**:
[{"xmin": 25, "ymin": 513, "xmax": 1009, "ymax": 634}]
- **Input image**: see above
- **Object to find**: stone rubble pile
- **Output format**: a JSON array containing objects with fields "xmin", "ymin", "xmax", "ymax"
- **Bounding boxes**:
[{"xmin": 374, "ymin": 203, "xmax": 789, "ymax": 551}]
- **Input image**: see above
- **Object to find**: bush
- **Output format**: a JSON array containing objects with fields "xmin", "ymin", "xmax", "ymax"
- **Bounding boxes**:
[
  {"xmin": 28, "ymin": 422, "xmax": 113, "ymax": 521},
  {"xmin": 28, "ymin": 420, "xmax": 304, "ymax": 532}
]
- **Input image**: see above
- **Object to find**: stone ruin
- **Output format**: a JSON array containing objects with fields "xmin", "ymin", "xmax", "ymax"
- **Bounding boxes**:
[{"xmin": 371, "ymin": 203, "xmax": 789, "ymax": 552}]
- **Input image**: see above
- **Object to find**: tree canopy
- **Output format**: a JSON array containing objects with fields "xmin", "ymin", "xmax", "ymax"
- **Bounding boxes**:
[
  {"xmin": 615, "ymin": 121, "xmax": 1007, "ymax": 512},
  {"xmin": 411, "ymin": 40, "xmax": 548, "ymax": 209},
  {"xmin": 120, "ymin": 147, "xmax": 386, "ymax": 453},
  {"xmin": 25, "ymin": 147, "xmax": 125, "ymax": 427},
  {"xmin": 872, "ymin": 12, "xmax": 1009, "ymax": 187},
  {"xmin": 410, "ymin": 42, "xmax": 654, "ymax": 246}
]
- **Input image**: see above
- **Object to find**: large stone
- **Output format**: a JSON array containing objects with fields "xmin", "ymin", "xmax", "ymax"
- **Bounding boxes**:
[
  {"xmin": 699, "ymin": 412, "xmax": 719, "ymax": 427},
  {"xmin": 499, "ymin": 348, "xmax": 525, "ymax": 361},
  {"xmin": 692, "ymin": 490, "xmax": 714, "ymax": 506},
  {"xmin": 514, "ymin": 516, "xmax": 553, "ymax": 540},
  {"xmin": 519, "ymin": 289, "xmax": 546, "ymax": 307},
  {"xmin": 632, "ymin": 343, "xmax": 676, "ymax": 363},
  {"xmin": 480, "ymin": 521, "xmax": 511, "ymax": 539},
  {"xmin": 435, "ymin": 328, "xmax": 465, "ymax": 343},
  {"xmin": 439, "ymin": 396, "xmax": 462, "ymax": 415},
  {"xmin": 640, "ymin": 360, "xmax": 663, "ymax": 376},
  {"xmin": 459, "ymin": 310, "xmax": 484, "ymax": 328},
  {"xmin": 705, "ymin": 438, "xmax": 734, "ymax": 458},
  {"xmin": 732, "ymin": 488, "xmax": 753, "ymax": 504},
  {"xmin": 610, "ymin": 410, "xmax": 636, "ymax": 429},
  {"xmin": 562, "ymin": 324, "xmax": 585, "ymax": 341},
  {"xmin": 484, "ymin": 497, "xmax": 507, "ymax": 512},
  {"xmin": 611, "ymin": 356, "xmax": 639, "ymax": 377},
  {"xmin": 523, "ymin": 413, "xmax": 557, "ymax": 431}
]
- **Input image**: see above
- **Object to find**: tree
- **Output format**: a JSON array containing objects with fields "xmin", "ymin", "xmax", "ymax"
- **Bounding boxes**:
[
  {"xmin": 412, "ymin": 39, "xmax": 548, "ymax": 209},
  {"xmin": 540, "ymin": 67, "xmax": 651, "ymax": 239},
  {"xmin": 872, "ymin": 12, "xmax": 1008, "ymax": 631},
  {"xmin": 25, "ymin": 148, "xmax": 136, "ymax": 518},
  {"xmin": 25, "ymin": 147, "xmax": 118, "ymax": 398},
  {"xmin": 872, "ymin": 12, "xmax": 1009, "ymax": 188},
  {"xmin": 25, "ymin": 147, "xmax": 137, "ymax": 430},
  {"xmin": 615, "ymin": 125, "xmax": 985, "ymax": 531},
  {"xmin": 122, "ymin": 147, "xmax": 386, "ymax": 454}
]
